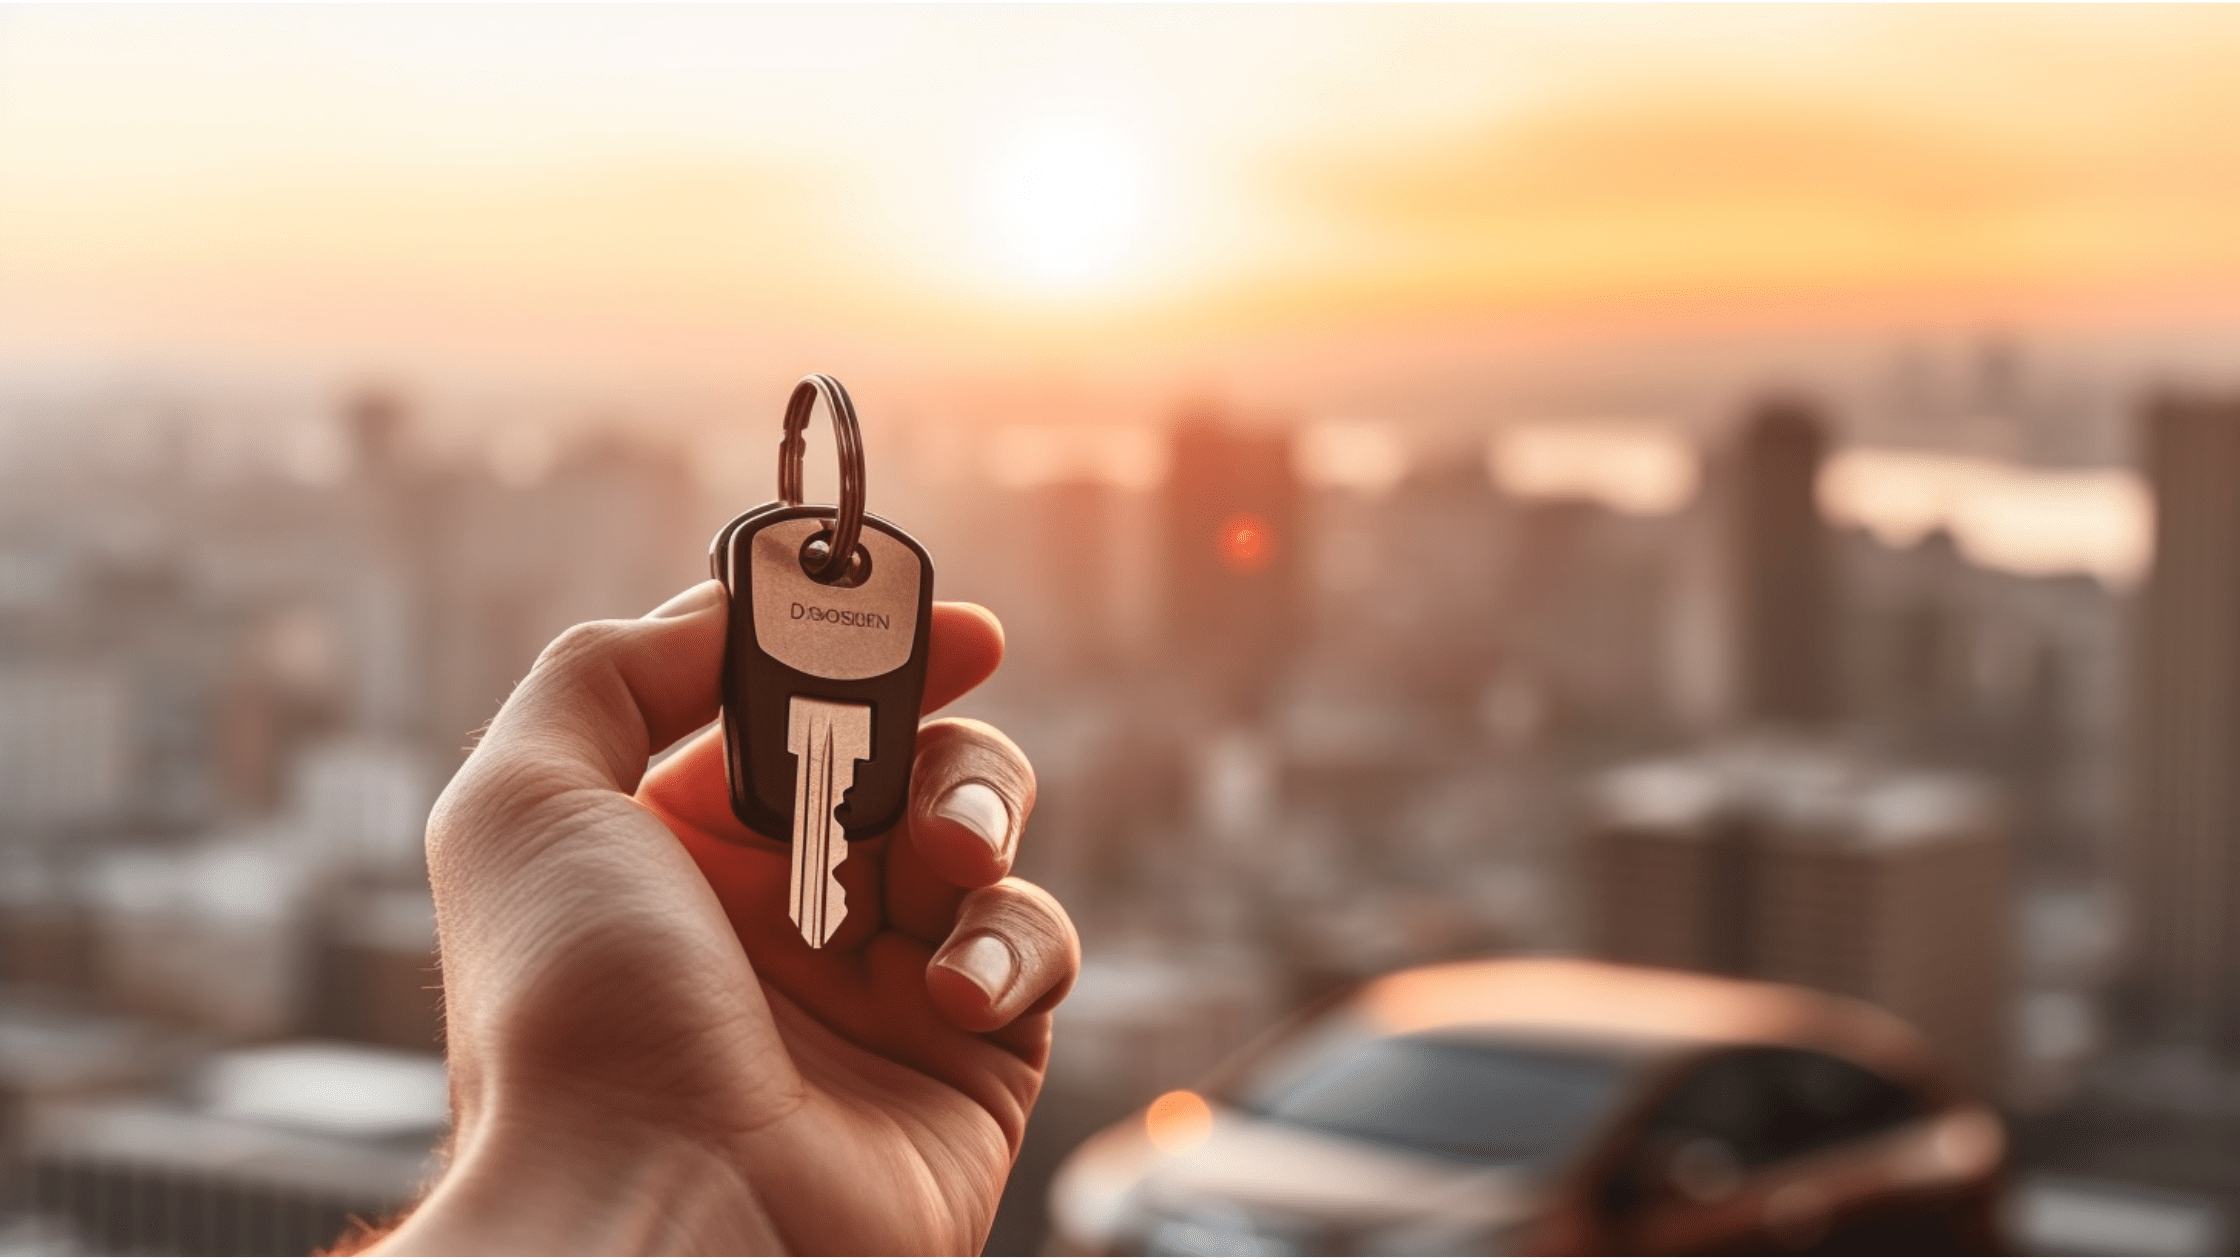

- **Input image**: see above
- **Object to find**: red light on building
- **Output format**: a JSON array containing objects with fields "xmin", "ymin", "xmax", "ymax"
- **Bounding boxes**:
[{"xmin": 1216, "ymin": 513, "xmax": 1276, "ymax": 575}]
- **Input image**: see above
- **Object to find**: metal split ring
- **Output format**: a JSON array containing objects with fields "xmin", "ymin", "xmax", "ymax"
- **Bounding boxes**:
[{"xmin": 778, "ymin": 373, "xmax": 867, "ymax": 584}]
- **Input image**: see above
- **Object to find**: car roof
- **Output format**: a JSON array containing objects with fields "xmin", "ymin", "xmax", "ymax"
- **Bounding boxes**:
[{"xmin": 1347, "ymin": 957, "xmax": 1935, "ymax": 1080}]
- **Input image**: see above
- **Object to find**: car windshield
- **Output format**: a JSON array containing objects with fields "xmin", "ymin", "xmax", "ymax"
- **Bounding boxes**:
[{"xmin": 1230, "ymin": 1028, "xmax": 1629, "ymax": 1167}]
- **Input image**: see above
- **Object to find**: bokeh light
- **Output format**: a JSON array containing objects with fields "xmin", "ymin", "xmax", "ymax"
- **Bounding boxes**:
[
  {"xmin": 1216, "ymin": 513, "xmax": 1275, "ymax": 576},
  {"xmin": 1144, "ymin": 1089, "xmax": 1213, "ymax": 1155}
]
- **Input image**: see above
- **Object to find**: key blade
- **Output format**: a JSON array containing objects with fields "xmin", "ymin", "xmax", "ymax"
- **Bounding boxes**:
[{"xmin": 787, "ymin": 696, "xmax": 873, "ymax": 948}]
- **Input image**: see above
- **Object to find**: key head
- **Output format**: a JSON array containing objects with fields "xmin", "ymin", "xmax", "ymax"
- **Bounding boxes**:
[{"xmin": 715, "ymin": 503, "xmax": 934, "ymax": 842}]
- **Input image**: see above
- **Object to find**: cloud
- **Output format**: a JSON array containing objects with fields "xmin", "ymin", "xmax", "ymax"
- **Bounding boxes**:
[
  {"xmin": 1300, "ymin": 92, "xmax": 2037, "ymax": 230},
  {"xmin": 1265, "ymin": 77, "xmax": 2240, "ymax": 312}
]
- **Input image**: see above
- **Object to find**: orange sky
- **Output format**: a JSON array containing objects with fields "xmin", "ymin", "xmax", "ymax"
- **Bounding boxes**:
[{"xmin": 3, "ymin": 6, "xmax": 2239, "ymax": 396}]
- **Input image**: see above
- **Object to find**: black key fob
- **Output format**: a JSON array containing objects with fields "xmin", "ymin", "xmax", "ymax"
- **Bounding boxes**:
[{"xmin": 710, "ymin": 505, "xmax": 933, "ymax": 842}]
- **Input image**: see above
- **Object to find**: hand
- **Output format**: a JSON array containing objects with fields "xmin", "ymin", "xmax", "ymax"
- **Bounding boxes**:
[{"xmin": 375, "ymin": 580, "xmax": 1078, "ymax": 1255}]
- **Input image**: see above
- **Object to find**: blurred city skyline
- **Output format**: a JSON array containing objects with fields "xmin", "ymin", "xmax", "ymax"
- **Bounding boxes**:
[{"xmin": 4, "ymin": 7, "xmax": 2240, "ymax": 1253}]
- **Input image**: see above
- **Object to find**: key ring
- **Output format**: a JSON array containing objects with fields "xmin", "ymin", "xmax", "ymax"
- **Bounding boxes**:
[{"xmin": 778, "ymin": 372, "xmax": 866, "ymax": 584}]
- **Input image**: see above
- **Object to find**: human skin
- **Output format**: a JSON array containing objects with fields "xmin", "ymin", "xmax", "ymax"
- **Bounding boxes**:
[{"xmin": 373, "ymin": 579, "xmax": 1078, "ymax": 1255}]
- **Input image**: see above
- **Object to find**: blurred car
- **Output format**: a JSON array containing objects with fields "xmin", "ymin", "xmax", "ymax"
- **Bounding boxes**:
[{"xmin": 1047, "ymin": 958, "xmax": 2004, "ymax": 1255}]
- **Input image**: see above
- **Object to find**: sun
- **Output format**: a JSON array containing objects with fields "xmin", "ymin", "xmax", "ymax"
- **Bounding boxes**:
[{"xmin": 981, "ymin": 117, "xmax": 1149, "ymax": 292}]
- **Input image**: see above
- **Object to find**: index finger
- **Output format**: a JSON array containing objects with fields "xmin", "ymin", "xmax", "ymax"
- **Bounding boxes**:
[{"xmin": 922, "ymin": 601, "xmax": 1005, "ymax": 714}]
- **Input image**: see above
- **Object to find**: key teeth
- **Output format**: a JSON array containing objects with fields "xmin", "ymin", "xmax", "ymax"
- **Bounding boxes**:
[
  {"xmin": 785, "ymin": 694, "xmax": 873, "ymax": 951},
  {"xmin": 805, "ymin": 837, "xmax": 848, "ymax": 948}
]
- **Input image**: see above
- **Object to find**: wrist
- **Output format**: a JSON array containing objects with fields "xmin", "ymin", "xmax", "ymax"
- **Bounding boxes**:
[{"xmin": 374, "ymin": 1097, "xmax": 781, "ymax": 1255}]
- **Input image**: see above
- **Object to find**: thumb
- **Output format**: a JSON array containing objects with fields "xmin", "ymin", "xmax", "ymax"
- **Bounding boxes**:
[{"xmin": 434, "ymin": 579, "xmax": 728, "ymax": 860}]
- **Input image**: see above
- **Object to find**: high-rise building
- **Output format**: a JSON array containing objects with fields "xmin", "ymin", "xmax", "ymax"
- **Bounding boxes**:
[
  {"xmin": 1730, "ymin": 399, "xmax": 1837, "ymax": 723},
  {"xmin": 1749, "ymin": 772, "xmax": 2010, "ymax": 1090},
  {"xmin": 1582, "ymin": 742, "xmax": 2011, "ymax": 1090},
  {"xmin": 1580, "ymin": 760, "xmax": 1750, "ymax": 975},
  {"xmin": 2129, "ymin": 394, "xmax": 2240, "ymax": 1047},
  {"xmin": 1162, "ymin": 409, "xmax": 1302, "ymax": 715}
]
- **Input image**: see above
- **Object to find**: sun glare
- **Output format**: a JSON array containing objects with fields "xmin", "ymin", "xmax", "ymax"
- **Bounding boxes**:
[{"xmin": 982, "ymin": 118, "xmax": 1149, "ymax": 292}]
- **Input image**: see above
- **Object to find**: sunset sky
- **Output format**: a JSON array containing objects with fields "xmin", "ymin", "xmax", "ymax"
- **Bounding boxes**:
[{"xmin": 4, "ymin": 6, "xmax": 2239, "ymax": 403}]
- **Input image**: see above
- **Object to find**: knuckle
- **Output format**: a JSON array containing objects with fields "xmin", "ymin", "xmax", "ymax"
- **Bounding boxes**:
[
  {"xmin": 533, "ymin": 619, "xmax": 634, "ymax": 680},
  {"xmin": 973, "ymin": 879, "xmax": 1079, "ymax": 1008},
  {"xmin": 914, "ymin": 718, "xmax": 1036, "ymax": 800},
  {"xmin": 424, "ymin": 751, "xmax": 573, "ymax": 881},
  {"xmin": 1010, "ymin": 877, "xmax": 1078, "ymax": 943},
  {"xmin": 964, "ymin": 878, "xmax": 1076, "ymax": 949},
  {"xmin": 950, "ymin": 717, "xmax": 1030, "ymax": 763}
]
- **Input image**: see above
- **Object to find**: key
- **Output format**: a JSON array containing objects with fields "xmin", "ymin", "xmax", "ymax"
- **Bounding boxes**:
[
  {"xmin": 709, "ymin": 383, "xmax": 934, "ymax": 947},
  {"xmin": 716, "ymin": 509, "xmax": 933, "ymax": 946},
  {"xmin": 710, "ymin": 374, "xmax": 935, "ymax": 947},
  {"xmin": 787, "ymin": 696, "xmax": 871, "ymax": 946}
]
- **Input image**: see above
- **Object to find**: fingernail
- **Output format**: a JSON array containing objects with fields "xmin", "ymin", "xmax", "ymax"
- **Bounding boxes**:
[
  {"xmin": 935, "ymin": 782, "xmax": 1011, "ymax": 858},
  {"xmin": 937, "ymin": 933, "xmax": 1017, "ymax": 1003},
  {"xmin": 646, "ymin": 580, "xmax": 724, "ymax": 620}
]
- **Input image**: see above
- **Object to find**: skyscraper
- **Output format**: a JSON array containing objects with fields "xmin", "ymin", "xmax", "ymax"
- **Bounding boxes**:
[
  {"xmin": 2129, "ymin": 394, "xmax": 2240, "ymax": 1047},
  {"xmin": 1581, "ymin": 759, "xmax": 1751, "ymax": 975},
  {"xmin": 1162, "ymin": 408, "xmax": 1302, "ymax": 716},
  {"xmin": 1748, "ymin": 772, "xmax": 2010, "ymax": 1091},
  {"xmin": 1731, "ymin": 398, "xmax": 1837, "ymax": 723},
  {"xmin": 1583, "ymin": 742, "xmax": 2012, "ymax": 1091}
]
